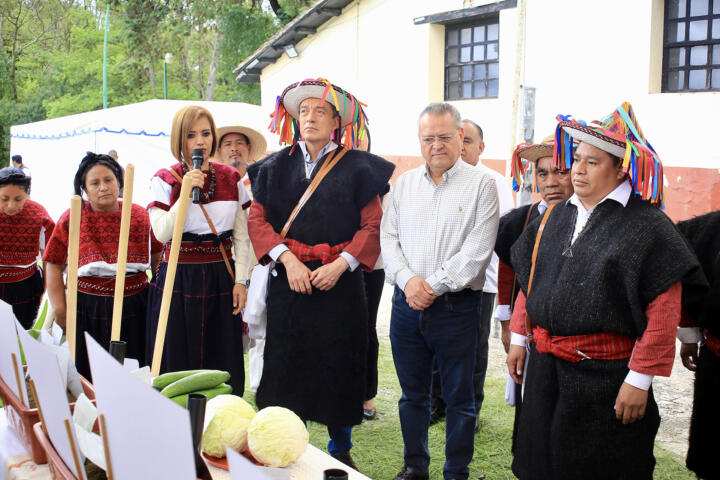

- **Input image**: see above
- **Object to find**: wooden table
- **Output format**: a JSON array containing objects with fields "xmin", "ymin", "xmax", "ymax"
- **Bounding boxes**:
[{"xmin": 1, "ymin": 408, "xmax": 370, "ymax": 480}]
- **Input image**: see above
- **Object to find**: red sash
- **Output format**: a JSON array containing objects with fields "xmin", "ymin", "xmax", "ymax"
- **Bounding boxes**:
[
  {"xmin": 705, "ymin": 332, "xmax": 720, "ymax": 357},
  {"xmin": 286, "ymin": 239, "xmax": 351, "ymax": 265},
  {"xmin": 533, "ymin": 325, "xmax": 636, "ymax": 362}
]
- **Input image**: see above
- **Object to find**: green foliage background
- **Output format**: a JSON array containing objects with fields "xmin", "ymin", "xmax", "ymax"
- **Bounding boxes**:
[{"xmin": 0, "ymin": 0, "xmax": 311, "ymax": 166}]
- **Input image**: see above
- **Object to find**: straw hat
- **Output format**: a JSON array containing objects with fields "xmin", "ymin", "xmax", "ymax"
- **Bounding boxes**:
[
  {"xmin": 510, "ymin": 134, "xmax": 556, "ymax": 191},
  {"xmin": 216, "ymin": 125, "xmax": 267, "ymax": 164}
]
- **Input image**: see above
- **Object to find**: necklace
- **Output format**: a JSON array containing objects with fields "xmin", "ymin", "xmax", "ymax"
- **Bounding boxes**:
[{"xmin": 182, "ymin": 162, "xmax": 216, "ymax": 203}]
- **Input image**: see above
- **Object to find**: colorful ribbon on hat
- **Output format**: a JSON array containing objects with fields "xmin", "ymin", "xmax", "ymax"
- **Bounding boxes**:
[
  {"xmin": 268, "ymin": 77, "xmax": 369, "ymax": 150},
  {"xmin": 552, "ymin": 104, "xmax": 664, "ymax": 209}
]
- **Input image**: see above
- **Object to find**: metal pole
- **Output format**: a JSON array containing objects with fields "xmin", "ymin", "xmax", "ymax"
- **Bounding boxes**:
[
  {"xmin": 164, "ymin": 61, "xmax": 168, "ymax": 99},
  {"xmin": 103, "ymin": 3, "xmax": 110, "ymax": 109}
]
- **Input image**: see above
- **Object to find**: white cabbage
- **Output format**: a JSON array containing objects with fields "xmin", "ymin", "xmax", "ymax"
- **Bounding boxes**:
[
  {"xmin": 247, "ymin": 407, "xmax": 309, "ymax": 467},
  {"xmin": 201, "ymin": 395, "xmax": 256, "ymax": 458}
]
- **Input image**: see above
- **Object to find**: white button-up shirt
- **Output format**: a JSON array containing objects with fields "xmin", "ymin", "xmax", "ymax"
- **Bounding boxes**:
[{"xmin": 381, "ymin": 159, "xmax": 499, "ymax": 295}]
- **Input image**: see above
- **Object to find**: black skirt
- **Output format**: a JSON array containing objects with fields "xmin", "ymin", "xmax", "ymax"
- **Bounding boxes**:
[
  {"xmin": 75, "ymin": 285, "xmax": 148, "ymax": 380},
  {"xmin": 512, "ymin": 345, "xmax": 660, "ymax": 480},
  {"xmin": 0, "ymin": 268, "xmax": 44, "ymax": 329},
  {"xmin": 686, "ymin": 346, "xmax": 720, "ymax": 479},
  {"xmin": 256, "ymin": 261, "xmax": 368, "ymax": 427},
  {"xmin": 146, "ymin": 261, "xmax": 245, "ymax": 395}
]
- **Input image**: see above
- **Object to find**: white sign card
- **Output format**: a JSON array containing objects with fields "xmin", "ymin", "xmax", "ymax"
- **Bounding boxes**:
[
  {"xmin": 226, "ymin": 447, "xmax": 290, "ymax": 480},
  {"xmin": 85, "ymin": 332, "xmax": 196, "ymax": 480},
  {"xmin": 0, "ymin": 301, "xmax": 29, "ymax": 407},
  {"xmin": 17, "ymin": 323, "xmax": 87, "ymax": 480}
]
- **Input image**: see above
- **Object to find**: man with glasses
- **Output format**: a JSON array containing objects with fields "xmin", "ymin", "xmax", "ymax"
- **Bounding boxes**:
[{"xmin": 381, "ymin": 102, "xmax": 499, "ymax": 480}]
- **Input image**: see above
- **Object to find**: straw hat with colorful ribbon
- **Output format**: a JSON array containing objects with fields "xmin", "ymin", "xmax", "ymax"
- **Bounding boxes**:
[
  {"xmin": 216, "ymin": 125, "xmax": 268, "ymax": 164},
  {"xmin": 268, "ymin": 78, "xmax": 368, "ymax": 150},
  {"xmin": 554, "ymin": 102, "xmax": 664, "ymax": 208},
  {"xmin": 510, "ymin": 134, "xmax": 555, "ymax": 192}
]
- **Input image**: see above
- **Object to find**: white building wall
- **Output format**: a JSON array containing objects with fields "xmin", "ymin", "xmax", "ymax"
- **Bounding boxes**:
[{"xmin": 259, "ymin": 0, "xmax": 720, "ymax": 170}]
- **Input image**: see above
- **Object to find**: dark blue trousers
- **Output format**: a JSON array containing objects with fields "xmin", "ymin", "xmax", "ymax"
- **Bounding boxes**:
[{"xmin": 390, "ymin": 287, "xmax": 480, "ymax": 480}]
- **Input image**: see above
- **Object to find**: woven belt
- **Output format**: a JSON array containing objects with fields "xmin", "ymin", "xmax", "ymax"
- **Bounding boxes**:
[
  {"xmin": 77, "ymin": 271, "xmax": 148, "ymax": 297},
  {"xmin": 163, "ymin": 239, "xmax": 233, "ymax": 264},
  {"xmin": 0, "ymin": 264, "xmax": 37, "ymax": 283},
  {"xmin": 533, "ymin": 325, "xmax": 635, "ymax": 362}
]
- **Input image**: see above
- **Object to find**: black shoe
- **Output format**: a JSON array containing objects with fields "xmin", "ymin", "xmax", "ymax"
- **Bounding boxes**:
[
  {"xmin": 332, "ymin": 451, "xmax": 358, "ymax": 471},
  {"xmin": 393, "ymin": 466, "xmax": 429, "ymax": 480},
  {"xmin": 429, "ymin": 407, "xmax": 446, "ymax": 426},
  {"xmin": 363, "ymin": 407, "xmax": 376, "ymax": 420}
]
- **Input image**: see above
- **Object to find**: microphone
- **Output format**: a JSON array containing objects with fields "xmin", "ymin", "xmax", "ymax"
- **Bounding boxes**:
[{"xmin": 191, "ymin": 148, "xmax": 203, "ymax": 204}]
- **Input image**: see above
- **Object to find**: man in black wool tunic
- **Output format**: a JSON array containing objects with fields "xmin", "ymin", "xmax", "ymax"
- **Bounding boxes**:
[
  {"xmin": 246, "ymin": 78, "xmax": 394, "ymax": 470},
  {"xmin": 494, "ymin": 134, "xmax": 574, "ymax": 453},
  {"xmin": 676, "ymin": 210, "xmax": 720, "ymax": 480},
  {"xmin": 505, "ymin": 103, "xmax": 707, "ymax": 480}
]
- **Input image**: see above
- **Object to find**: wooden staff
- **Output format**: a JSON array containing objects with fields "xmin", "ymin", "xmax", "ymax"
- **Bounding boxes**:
[
  {"xmin": 64, "ymin": 418, "xmax": 85, "ymax": 479},
  {"xmin": 151, "ymin": 175, "xmax": 193, "ymax": 377},
  {"xmin": 11, "ymin": 352, "xmax": 25, "ymax": 407},
  {"xmin": 98, "ymin": 413, "xmax": 115, "ymax": 480},
  {"xmin": 110, "ymin": 164, "xmax": 134, "ymax": 343},
  {"xmin": 66, "ymin": 195, "xmax": 82, "ymax": 362}
]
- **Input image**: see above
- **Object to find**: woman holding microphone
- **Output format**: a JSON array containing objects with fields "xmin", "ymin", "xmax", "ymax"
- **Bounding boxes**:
[{"xmin": 146, "ymin": 105, "xmax": 252, "ymax": 394}]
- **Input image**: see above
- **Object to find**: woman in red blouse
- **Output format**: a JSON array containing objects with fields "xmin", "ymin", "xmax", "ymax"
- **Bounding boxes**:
[
  {"xmin": 0, "ymin": 167, "xmax": 55, "ymax": 328},
  {"xmin": 44, "ymin": 153, "xmax": 162, "ymax": 378}
]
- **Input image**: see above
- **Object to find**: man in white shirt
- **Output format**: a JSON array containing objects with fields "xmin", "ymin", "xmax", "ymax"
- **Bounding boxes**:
[
  {"xmin": 382, "ymin": 103, "xmax": 499, "ymax": 480},
  {"xmin": 428, "ymin": 119, "xmax": 514, "ymax": 431}
]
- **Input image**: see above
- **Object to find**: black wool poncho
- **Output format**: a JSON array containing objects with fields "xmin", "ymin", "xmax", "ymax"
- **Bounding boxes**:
[{"xmin": 508, "ymin": 194, "xmax": 705, "ymax": 480}]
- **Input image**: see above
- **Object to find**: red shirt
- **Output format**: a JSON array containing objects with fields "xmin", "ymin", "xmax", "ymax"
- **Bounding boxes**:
[
  {"xmin": 0, "ymin": 199, "xmax": 54, "ymax": 267},
  {"xmin": 44, "ymin": 201, "xmax": 162, "ymax": 276}
]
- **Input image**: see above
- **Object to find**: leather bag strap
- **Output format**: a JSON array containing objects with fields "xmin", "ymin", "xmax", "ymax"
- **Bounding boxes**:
[
  {"xmin": 524, "ymin": 202, "xmax": 556, "ymax": 340},
  {"xmin": 279, "ymin": 147, "xmax": 348, "ymax": 238}
]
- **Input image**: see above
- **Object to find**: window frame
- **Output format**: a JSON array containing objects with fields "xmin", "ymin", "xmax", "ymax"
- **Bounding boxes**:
[
  {"xmin": 662, "ymin": 0, "xmax": 720, "ymax": 92},
  {"xmin": 444, "ymin": 16, "xmax": 500, "ymax": 101}
]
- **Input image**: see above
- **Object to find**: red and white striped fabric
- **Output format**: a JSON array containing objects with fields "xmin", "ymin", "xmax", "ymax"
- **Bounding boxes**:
[{"xmin": 147, "ymin": 162, "xmax": 251, "ymax": 236}]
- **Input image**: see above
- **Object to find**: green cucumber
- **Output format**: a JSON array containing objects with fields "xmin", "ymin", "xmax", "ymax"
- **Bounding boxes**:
[
  {"xmin": 169, "ymin": 383, "xmax": 233, "ymax": 407},
  {"xmin": 161, "ymin": 370, "xmax": 230, "ymax": 398},
  {"xmin": 152, "ymin": 369, "xmax": 210, "ymax": 390}
]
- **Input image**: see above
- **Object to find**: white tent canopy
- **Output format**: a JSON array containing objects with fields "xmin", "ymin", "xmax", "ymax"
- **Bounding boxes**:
[{"xmin": 10, "ymin": 99, "xmax": 272, "ymax": 220}]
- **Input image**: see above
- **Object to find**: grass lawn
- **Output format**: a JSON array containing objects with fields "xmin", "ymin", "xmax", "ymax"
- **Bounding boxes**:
[{"xmin": 245, "ymin": 339, "xmax": 695, "ymax": 480}]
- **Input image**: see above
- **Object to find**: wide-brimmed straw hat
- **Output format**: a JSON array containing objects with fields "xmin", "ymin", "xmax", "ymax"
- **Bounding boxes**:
[
  {"xmin": 215, "ymin": 125, "xmax": 267, "ymax": 163},
  {"xmin": 269, "ymin": 77, "xmax": 368, "ymax": 149},
  {"xmin": 554, "ymin": 102, "xmax": 664, "ymax": 207},
  {"xmin": 510, "ymin": 134, "xmax": 555, "ymax": 191}
]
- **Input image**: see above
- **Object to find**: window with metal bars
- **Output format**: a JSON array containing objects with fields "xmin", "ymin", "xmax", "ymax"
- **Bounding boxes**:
[
  {"xmin": 445, "ymin": 17, "xmax": 500, "ymax": 100},
  {"xmin": 663, "ymin": 0, "xmax": 720, "ymax": 92}
]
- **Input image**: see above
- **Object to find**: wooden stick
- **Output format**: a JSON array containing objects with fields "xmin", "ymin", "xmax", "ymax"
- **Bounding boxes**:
[
  {"xmin": 110, "ymin": 164, "xmax": 135, "ymax": 343},
  {"xmin": 66, "ymin": 195, "xmax": 82, "ymax": 362},
  {"xmin": 64, "ymin": 418, "xmax": 85, "ymax": 480},
  {"xmin": 151, "ymin": 175, "xmax": 193, "ymax": 377},
  {"xmin": 10, "ymin": 353, "xmax": 25, "ymax": 407},
  {"xmin": 98, "ymin": 413, "xmax": 114, "ymax": 480},
  {"xmin": 28, "ymin": 379, "xmax": 49, "ymax": 438}
]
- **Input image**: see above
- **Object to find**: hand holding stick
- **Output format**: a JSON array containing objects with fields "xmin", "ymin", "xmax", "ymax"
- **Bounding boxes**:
[{"xmin": 151, "ymin": 175, "xmax": 193, "ymax": 377}]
